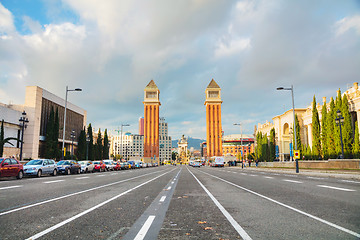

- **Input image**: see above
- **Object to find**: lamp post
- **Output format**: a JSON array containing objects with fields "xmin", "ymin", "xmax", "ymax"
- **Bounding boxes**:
[
  {"xmin": 19, "ymin": 111, "xmax": 29, "ymax": 161},
  {"xmin": 120, "ymin": 124, "xmax": 130, "ymax": 160},
  {"xmin": 70, "ymin": 130, "xmax": 75, "ymax": 159},
  {"xmin": 234, "ymin": 123, "xmax": 243, "ymax": 168},
  {"xmin": 86, "ymin": 132, "xmax": 90, "ymax": 160},
  {"xmin": 61, "ymin": 86, "xmax": 82, "ymax": 160},
  {"xmin": 335, "ymin": 109, "xmax": 345, "ymax": 159},
  {"xmin": 277, "ymin": 85, "xmax": 299, "ymax": 173}
]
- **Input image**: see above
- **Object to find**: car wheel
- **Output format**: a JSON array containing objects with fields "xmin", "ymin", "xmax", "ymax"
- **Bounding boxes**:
[
  {"xmin": 37, "ymin": 170, "xmax": 42, "ymax": 178},
  {"xmin": 77, "ymin": 168, "xmax": 81, "ymax": 174},
  {"xmin": 92, "ymin": 168, "xmax": 95, "ymax": 173},
  {"xmin": 66, "ymin": 168, "xmax": 71, "ymax": 175},
  {"xmin": 52, "ymin": 169, "xmax": 57, "ymax": 176},
  {"xmin": 16, "ymin": 171, "xmax": 23, "ymax": 179},
  {"xmin": 85, "ymin": 168, "xmax": 88, "ymax": 173}
]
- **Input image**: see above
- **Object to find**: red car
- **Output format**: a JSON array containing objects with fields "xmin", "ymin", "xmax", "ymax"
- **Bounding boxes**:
[
  {"xmin": 113, "ymin": 162, "xmax": 121, "ymax": 171},
  {"xmin": 0, "ymin": 158, "xmax": 24, "ymax": 179},
  {"xmin": 93, "ymin": 161, "xmax": 106, "ymax": 172}
]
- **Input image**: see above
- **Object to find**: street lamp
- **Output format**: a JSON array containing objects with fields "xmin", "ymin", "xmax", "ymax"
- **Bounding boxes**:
[
  {"xmin": 277, "ymin": 85, "xmax": 299, "ymax": 173},
  {"xmin": 335, "ymin": 109, "xmax": 345, "ymax": 159},
  {"xmin": 19, "ymin": 111, "xmax": 29, "ymax": 161},
  {"xmin": 70, "ymin": 130, "xmax": 76, "ymax": 159},
  {"xmin": 234, "ymin": 123, "xmax": 243, "ymax": 168},
  {"xmin": 86, "ymin": 132, "xmax": 90, "ymax": 160},
  {"xmin": 61, "ymin": 86, "xmax": 82, "ymax": 159},
  {"xmin": 120, "ymin": 124, "xmax": 130, "ymax": 160}
]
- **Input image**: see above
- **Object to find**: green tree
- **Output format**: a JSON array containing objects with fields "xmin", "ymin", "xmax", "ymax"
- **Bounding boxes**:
[
  {"xmin": 45, "ymin": 107, "xmax": 55, "ymax": 159},
  {"xmin": 352, "ymin": 121, "xmax": 360, "ymax": 159},
  {"xmin": 327, "ymin": 98, "xmax": 336, "ymax": 158},
  {"xmin": 334, "ymin": 90, "xmax": 342, "ymax": 156},
  {"xmin": 341, "ymin": 95, "xmax": 353, "ymax": 158},
  {"xmin": 321, "ymin": 100, "xmax": 328, "ymax": 159},
  {"xmin": 293, "ymin": 114, "xmax": 302, "ymax": 156},
  {"xmin": 102, "ymin": 129, "xmax": 109, "ymax": 159},
  {"xmin": 269, "ymin": 128, "xmax": 276, "ymax": 161},
  {"xmin": 87, "ymin": 124, "xmax": 94, "ymax": 160},
  {"xmin": 311, "ymin": 96, "xmax": 321, "ymax": 159},
  {"xmin": 95, "ymin": 129, "xmax": 103, "ymax": 160},
  {"xmin": 77, "ymin": 127, "xmax": 86, "ymax": 160},
  {"xmin": 0, "ymin": 119, "xmax": 19, "ymax": 157}
]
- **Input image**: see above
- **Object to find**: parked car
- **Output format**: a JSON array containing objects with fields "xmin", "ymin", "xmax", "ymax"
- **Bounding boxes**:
[
  {"xmin": 126, "ymin": 161, "xmax": 136, "ymax": 169},
  {"xmin": 24, "ymin": 159, "xmax": 58, "ymax": 177},
  {"xmin": 113, "ymin": 162, "xmax": 121, "ymax": 171},
  {"xmin": 103, "ymin": 160, "xmax": 115, "ymax": 171},
  {"xmin": 0, "ymin": 157, "xmax": 23, "ymax": 179},
  {"xmin": 57, "ymin": 160, "xmax": 81, "ymax": 175},
  {"xmin": 78, "ymin": 161, "xmax": 95, "ymax": 173},
  {"xmin": 120, "ymin": 162, "xmax": 129, "ymax": 170},
  {"xmin": 193, "ymin": 161, "xmax": 201, "ymax": 168},
  {"xmin": 93, "ymin": 161, "xmax": 106, "ymax": 172}
]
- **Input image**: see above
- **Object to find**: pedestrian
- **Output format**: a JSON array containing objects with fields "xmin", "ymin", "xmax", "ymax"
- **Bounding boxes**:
[
  {"xmin": 256, "ymin": 160, "xmax": 258, "ymax": 167},
  {"xmin": 248, "ymin": 160, "xmax": 251, "ymax": 167}
]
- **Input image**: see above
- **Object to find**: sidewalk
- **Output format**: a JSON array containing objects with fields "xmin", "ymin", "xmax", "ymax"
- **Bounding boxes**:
[{"xmin": 230, "ymin": 166, "xmax": 360, "ymax": 180}]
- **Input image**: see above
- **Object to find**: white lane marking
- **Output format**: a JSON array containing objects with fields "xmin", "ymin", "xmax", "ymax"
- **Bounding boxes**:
[
  {"xmin": 188, "ymin": 168, "xmax": 252, "ymax": 240},
  {"xmin": 317, "ymin": 185, "xmax": 356, "ymax": 192},
  {"xmin": 250, "ymin": 175, "xmax": 257, "ymax": 177},
  {"xmin": 159, "ymin": 196, "xmax": 166, "ymax": 202},
  {"xmin": 341, "ymin": 180, "xmax": 360, "ymax": 184},
  {"xmin": 0, "ymin": 170, "xmax": 164, "ymax": 216},
  {"xmin": 75, "ymin": 177, "xmax": 89, "ymax": 180},
  {"xmin": 283, "ymin": 179, "xmax": 303, "ymax": 184},
  {"xmin": 167, "ymin": 186, "xmax": 172, "ymax": 190},
  {"xmin": 284, "ymin": 174, "xmax": 298, "ymax": 177},
  {"xmin": 25, "ymin": 171, "xmax": 171, "ymax": 240},
  {"xmin": 0, "ymin": 185, "xmax": 22, "ymax": 190},
  {"xmin": 111, "ymin": 173, "xmax": 117, "ymax": 175},
  {"xmin": 200, "ymin": 170, "xmax": 360, "ymax": 238},
  {"xmin": 97, "ymin": 175, "xmax": 105, "ymax": 177},
  {"xmin": 264, "ymin": 176, "xmax": 273, "ymax": 179},
  {"xmin": 134, "ymin": 215, "xmax": 156, "ymax": 240},
  {"xmin": 43, "ymin": 180, "xmax": 65, "ymax": 184},
  {"xmin": 306, "ymin": 177, "xmax": 324, "ymax": 180},
  {"xmin": 171, "ymin": 181, "xmax": 174, "ymax": 184},
  {"xmin": 240, "ymin": 173, "xmax": 247, "ymax": 175},
  {"xmin": 272, "ymin": 173, "xmax": 280, "ymax": 176}
]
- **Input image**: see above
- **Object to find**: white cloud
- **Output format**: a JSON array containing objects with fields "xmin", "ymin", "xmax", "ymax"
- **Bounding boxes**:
[
  {"xmin": 335, "ymin": 15, "xmax": 360, "ymax": 36},
  {"xmin": 0, "ymin": 3, "xmax": 15, "ymax": 34},
  {"xmin": 215, "ymin": 37, "xmax": 251, "ymax": 58}
]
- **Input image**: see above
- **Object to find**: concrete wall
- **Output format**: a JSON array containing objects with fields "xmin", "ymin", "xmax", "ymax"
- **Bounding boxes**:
[{"xmin": 259, "ymin": 160, "xmax": 360, "ymax": 170}]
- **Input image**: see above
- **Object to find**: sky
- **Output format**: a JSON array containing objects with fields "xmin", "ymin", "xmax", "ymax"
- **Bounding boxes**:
[{"xmin": 1, "ymin": 0, "xmax": 360, "ymax": 140}]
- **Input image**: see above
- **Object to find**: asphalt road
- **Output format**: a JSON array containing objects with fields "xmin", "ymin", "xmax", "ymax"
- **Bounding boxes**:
[{"xmin": 0, "ymin": 165, "xmax": 359, "ymax": 239}]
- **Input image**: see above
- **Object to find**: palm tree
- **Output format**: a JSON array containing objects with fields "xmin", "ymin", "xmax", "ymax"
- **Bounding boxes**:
[{"xmin": 0, "ymin": 120, "xmax": 20, "ymax": 157}]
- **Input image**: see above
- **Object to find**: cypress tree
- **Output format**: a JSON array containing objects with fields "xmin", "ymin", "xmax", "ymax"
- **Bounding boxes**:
[
  {"xmin": 45, "ymin": 107, "xmax": 55, "ymax": 159},
  {"xmin": 77, "ymin": 128, "xmax": 86, "ymax": 160},
  {"xmin": 293, "ymin": 114, "xmax": 302, "ymax": 155},
  {"xmin": 311, "ymin": 96, "xmax": 321, "ymax": 159},
  {"xmin": 87, "ymin": 124, "xmax": 94, "ymax": 160},
  {"xmin": 321, "ymin": 100, "xmax": 328, "ymax": 159},
  {"xmin": 256, "ymin": 132, "xmax": 263, "ymax": 161},
  {"xmin": 269, "ymin": 128, "xmax": 276, "ymax": 162},
  {"xmin": 352, "ymin": 121, "xmax": 360, "ymax": 159},
  {"xmin": 341, "ymin": 95, "xmax": 353, "ymax": 158},
  {"xmin": 103, "ymin": 129, "xmax": 109, "ymax": 159},
  {"xmin": 96, "ymin": 129, "xmax": 103, "ymax": 160},
  {"xmin": 334, "ymin": 89, "xmax": 342, "ymax": 157},
  {"xmin": 327, "ymin": 98, "xmax": 336, "ymax": 158}
]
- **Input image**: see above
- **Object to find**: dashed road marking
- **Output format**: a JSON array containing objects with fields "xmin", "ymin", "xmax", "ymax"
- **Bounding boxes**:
[
  {"xmin": 159, "ymin": 196, "xmax": 166, "ymax": 202},
  {"xmin": 134, "ymin": 215, "xmax": 156, "ymax": 240},
  {"xmin": 75, "ymin": 177, "xmax": 89, "ymax": 180},
  {"xmin": 306, "ymin": 177, "xmax": 325, "ymax": 180},
  {"xmin": 283, "ymin": 179, "xmax": 303, "ymax": 184},
  {"xmin": 341, "ymin": 180, "xmax": 360, "ymax": 184},
  {"xmin": 0, "ymin": 185, "xmax": 22, "ymax": 190},
  {"xmin": 264, "ymin": 176, "xmax": 273, "ymax": 179},
  {"xmin": 250, "ymin": 175, "xmax": 257, "ymax": 177},
  {"xmin": 317, "ymin": 185, "xmax": 356, "ymax": 192},
  {"xmin": 43, "ymin": 180, "xmax": 65, "ymax": 184},
  {"xmin": 167, "ymin": 186, "xmax": 171, "ymax": 190}
]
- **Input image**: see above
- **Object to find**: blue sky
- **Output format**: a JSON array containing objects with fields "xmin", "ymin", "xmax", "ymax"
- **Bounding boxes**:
[{"xmin": 1, "ymin": 0, "xmax": 360, "ymax": 140}]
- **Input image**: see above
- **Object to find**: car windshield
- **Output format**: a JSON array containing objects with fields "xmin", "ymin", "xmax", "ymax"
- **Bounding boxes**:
[
  {"xmin": 26, "ymin": 160, "xmax": 43, "ymax": 165},
  {"xmin": 79, "ymin": 162, "xmax": 86, "ymax": 165},
  {"xmin": 93, "ymin": 161, "xmax": 100, "ymax": 164},
  {"xmin": 57, "ymin": 161, "xmax": 70, "ymax": 165}
]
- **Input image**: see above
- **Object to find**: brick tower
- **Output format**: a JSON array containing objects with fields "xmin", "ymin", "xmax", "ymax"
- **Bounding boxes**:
[
  {"xmin": 205, "ymin": 79, "xmax": 223, "ymax": 158},
  {"xmin": 143, "ymin": 80, "xmax": 160, "ymax": 161}
]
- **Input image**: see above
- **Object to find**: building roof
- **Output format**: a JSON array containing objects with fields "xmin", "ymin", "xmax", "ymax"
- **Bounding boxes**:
[
  {"xmin": 145, "ymin": 80, "xmax": 158, "ymax": 90},
  {"xmin": 207, "ymin": 79, "xmax": 220, "ymax": 89}
]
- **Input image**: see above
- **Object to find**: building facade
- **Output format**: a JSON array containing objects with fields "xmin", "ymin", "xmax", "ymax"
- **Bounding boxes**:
[
  {"xmin": 256, "ymin": 82, "xmax": 360, "ymax": 161},
  {"xmin": 143, "ymin": 80, "xmax": 160, "ymax": 161},
  {"xmin": 205, "ymin": 79, "xmax": 223, "ymax": 158},
  {"xmin": 0, "ymin": 86, "xmax": 86, "ymax": 159},
  {"xmin": 159, "ymin": 117, "xmax": 172, "ymax": 163},
  {"xmin": 111, "ymin": 133, "xmax": 144, "ymax": 160}
]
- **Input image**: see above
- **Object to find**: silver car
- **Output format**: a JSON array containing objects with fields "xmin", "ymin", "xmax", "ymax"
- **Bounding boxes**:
[
  {"xmin": 103, "ymin": 160, "xmax": 115, "ymax": 171},
  {"xmin": 78, "ymin": 161, "xmax": 95, "ymax": 173},
  {"xmin": 24, "ymin": 159, "xmax": 58, "ymax": 177}
]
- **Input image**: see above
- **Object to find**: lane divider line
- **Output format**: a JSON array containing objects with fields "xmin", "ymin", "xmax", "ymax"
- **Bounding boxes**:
[
  {"xmin": 25, "ymin": 170, "xmax": 173, "ymax": 240},
  {"xmin": 0, "ymin": 170, "xmax": 164, "ymax": 216},
  {"xmin": 0, "ymin": 185, "xmax": 22, "ymax": 190},
  {"xmin": 43, "ymin": 180, "xmax": 65, "ymax": 184},
  {"xmin": 75, "ymin": 177, "xmax": 89, "ymax": 180},
  {"xmin": 264, "ymin": 176, "xmax": 273, "ymax": 179},
  {"xmin": 317, "ymin": 185, "xmax": 356, "ymax": 192},
  {"xmin": 159, "ymin": 196, "xmax": 166, "ymax": 202},
  {"xmin": 167, "ymin": 186, "xmax": 171, "ymax": 190},
  {"xmin": 188, "ymin": 168, "xmax": 252, "ymax": 240},
  {"xmin": 341, "ymin": 180, "xmax": 360, "ymax": 184},
  {"xmin": 134, "ymin": 215, "xmax": 156, "ymax": 240},
  {"xmin": 283, "ymin": 179, "xmax": 303, "ymax": 184},
  {"xmin": 199, "ymin": 169, "xmax": 360, "ymax": 238}
]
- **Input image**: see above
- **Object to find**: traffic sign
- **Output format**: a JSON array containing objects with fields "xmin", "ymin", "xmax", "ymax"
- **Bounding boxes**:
[{"xmin": 294, "ymin": 150, "xmax": 300, "ymax": 159}]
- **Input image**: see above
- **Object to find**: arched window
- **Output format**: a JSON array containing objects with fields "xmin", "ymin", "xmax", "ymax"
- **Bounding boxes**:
[{"xmin": 283, "ymin": 123, "xmax": 289, "ymax": 135}]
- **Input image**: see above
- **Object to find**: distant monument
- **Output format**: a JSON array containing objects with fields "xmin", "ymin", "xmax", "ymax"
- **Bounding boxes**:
[
  {"xmin": 178, "ymin": 135, "xmax": 189, "ymax": 164},
  {"xmin": 143, "ymin": 80, "xmax": 160, "ymax": 163},
  {"xmin": 205, "ymin": 79, "xmax": 223, "ymax": 158}
]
